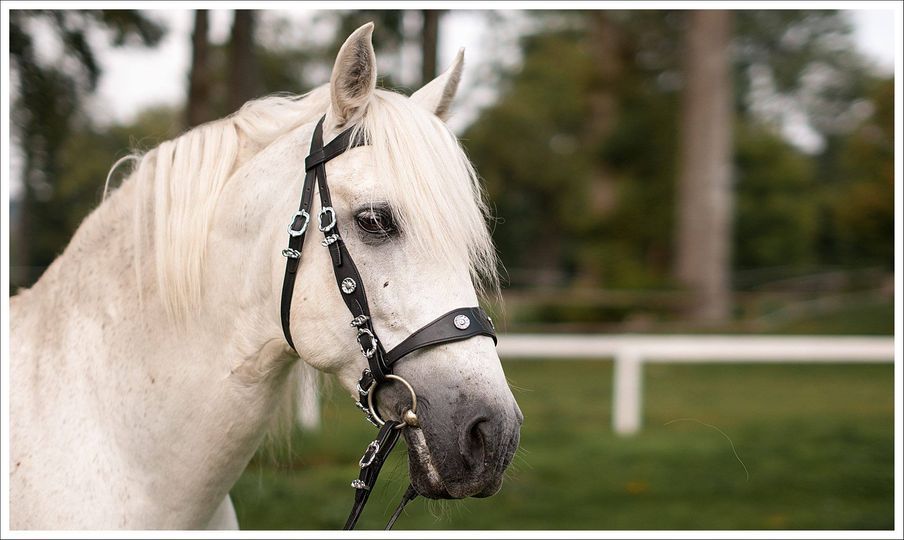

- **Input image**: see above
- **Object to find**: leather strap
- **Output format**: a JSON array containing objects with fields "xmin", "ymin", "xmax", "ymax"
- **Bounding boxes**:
[
  {"xmin": 384, "ymin": 307, "xmax": 496, "ymax": 367},
  {"xmin": 311, "ymin": 127, "xmax": 393, "ymax": 383},
  {"xmin": 343, "ymin": 421, "xmax": 403, "ymax": 530},
  {"xmin": 279, "ymin": 117, "xmax": 366, "ymax": 350},
  {"xmin": 385, "ymin": 485, "xmax": 418, "ymax": 530}
]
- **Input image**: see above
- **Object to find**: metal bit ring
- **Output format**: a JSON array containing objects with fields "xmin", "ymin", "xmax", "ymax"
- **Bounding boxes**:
[{"xmin": 366, "ymin": 374, "xmax": 418, "ymax": 430}]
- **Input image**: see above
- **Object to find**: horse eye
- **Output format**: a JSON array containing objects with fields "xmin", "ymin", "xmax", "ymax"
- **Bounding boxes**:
[{"xmin": 355, "ymin": 207, "xmax": 396, "ymax": 238}]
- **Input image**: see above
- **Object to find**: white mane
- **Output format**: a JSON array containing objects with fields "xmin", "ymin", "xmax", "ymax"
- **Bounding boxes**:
[{"xmin": 115, "ymin": 85, "xmax": 498, "ymax": 321}]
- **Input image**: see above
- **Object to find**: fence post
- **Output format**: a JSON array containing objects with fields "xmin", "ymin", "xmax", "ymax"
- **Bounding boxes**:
[{"xmin": 613, "ymin": 348, "xmax": 643, "ymax": 435}]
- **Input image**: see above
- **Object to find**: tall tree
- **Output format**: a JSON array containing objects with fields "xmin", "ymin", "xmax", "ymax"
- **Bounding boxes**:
[
  {"xmin": 187, "ymin": 10, "xmax": 211, "ymax": 127},
  {"xmin": 228, "ymin": 10, "xmax": 259, "ymax": 112},
  {"xmin": 420, "ymin": 10, "xmax": 441, "ymax": 85},
  {"xmin": 674, "ymin": 11, "xmax": 735, "ymax": 321}
]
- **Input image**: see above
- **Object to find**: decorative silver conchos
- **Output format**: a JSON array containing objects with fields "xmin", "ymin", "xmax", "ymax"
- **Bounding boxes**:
[
  {"xmin": 341, "ymin": 277, "xmax": 357, "ymax": 294},
  {"xmin": 454, "ymin": 314, "xmax": 471, "ymax": 330}
]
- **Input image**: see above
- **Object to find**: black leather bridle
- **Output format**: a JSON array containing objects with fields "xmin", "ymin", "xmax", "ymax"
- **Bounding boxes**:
[{"xmin": 280, "ymin": 115, "xmax": 497, "ymax": 529}]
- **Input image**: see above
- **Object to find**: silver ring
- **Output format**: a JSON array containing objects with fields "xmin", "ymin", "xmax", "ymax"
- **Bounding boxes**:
[{"xmin": 366, "ymin": 374, "xmax": 418, "ymax": 430}]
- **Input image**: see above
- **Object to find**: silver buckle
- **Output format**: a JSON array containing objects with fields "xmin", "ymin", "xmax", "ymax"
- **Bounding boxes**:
[
  {"xmin": 318, "ymin": 207, "xmax": 337, "ymax": 232},
  {"xmin": 281, "ymin": 248, "xmax": 300, "ymax": 259},
  {"xmin": 287, "ymin": 210, "xmax": 310, "ymax": 237},
  {"xmin": 350, "ymin": 314, "xmax": 370, "ymax": 327},
  {"xmin": 356, "ymin": 327, "xmax": 378, "ymax": 359},
  {"xmin": 321, "ymin": 234, "xmax": 339, "ymax": 247},
  {"xmin": 359, "ymin": 440, "xmax": 381, "ymax": 468}
]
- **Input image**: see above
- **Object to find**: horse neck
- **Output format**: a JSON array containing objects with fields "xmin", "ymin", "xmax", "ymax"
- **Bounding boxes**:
[{"xmin": 13, "ymin": 168, "xmax": 297, "ymax": 527}]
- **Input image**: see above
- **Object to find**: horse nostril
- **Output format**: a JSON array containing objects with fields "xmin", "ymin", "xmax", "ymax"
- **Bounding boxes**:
[{"xmin": 459, "ymin": 415, "xmax": 489, "ymax": 470}]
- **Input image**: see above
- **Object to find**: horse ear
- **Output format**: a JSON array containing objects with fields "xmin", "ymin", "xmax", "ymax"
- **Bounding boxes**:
[
  {"xmin": 328, "ymin": 22, "xmax": 377, "ymax": 128},
  {"xmin": 410, "ymin": 48, "xmax": 464, "ymax": 121}
]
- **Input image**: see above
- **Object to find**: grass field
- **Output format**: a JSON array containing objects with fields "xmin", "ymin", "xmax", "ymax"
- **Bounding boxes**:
[{"xmin": 230, "ymin": 359, "xmax": 894, "ymax": 530}]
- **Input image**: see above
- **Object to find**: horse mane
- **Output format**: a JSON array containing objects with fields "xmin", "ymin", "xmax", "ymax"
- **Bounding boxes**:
[
  {"xmin": 119, "ymin": 86, "xmax": 330, "ymax": 319},
  {"xmin": 115, "ymin": 85, "xmax": 499, "ymax": 322}
]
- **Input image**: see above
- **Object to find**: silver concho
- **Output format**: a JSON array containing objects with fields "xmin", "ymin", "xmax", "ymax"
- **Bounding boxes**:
[
  {"xmin": 341, "ymin": 277, "xmax": 357, "ymax": 294},
  {"xmin": 453, "ymin": 314, "xmax": 471, "ymax": 330}
]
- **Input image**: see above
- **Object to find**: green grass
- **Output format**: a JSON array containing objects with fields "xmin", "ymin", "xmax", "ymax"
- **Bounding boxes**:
[{"xmin": 230, "ymin": 360, "xmax": 894, "ymax": 530}]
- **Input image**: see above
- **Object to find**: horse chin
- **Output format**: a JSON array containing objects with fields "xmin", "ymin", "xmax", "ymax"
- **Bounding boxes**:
[
  {"xmin": 404, "ymin": 428, "xmax": 452, "ymax": 499},
  {"xmin": 403, "ymin": 428, "xmax": 507, "ymax": 500}
]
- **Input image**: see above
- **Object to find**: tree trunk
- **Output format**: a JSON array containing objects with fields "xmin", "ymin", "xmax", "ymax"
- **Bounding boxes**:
[
  {"xmin": 228, "ymin": 10, "xmax": 258, "ymax": 112},
  {"xmin": 186, "ymin": 10, "xmax": 210, "ymax": 128},
  {"xmin": 420, "ymin": 10, "xmax": 440, "ymax": 85},
  {"xmin": 10, "ymin": 167, "xmax": 32, "ymax": 293},
  {"xmin": 674, "ymin": 10, "xmax": 734, "ymax": 322}
]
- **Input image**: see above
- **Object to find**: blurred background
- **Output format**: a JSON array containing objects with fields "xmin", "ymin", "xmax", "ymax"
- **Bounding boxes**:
[{"xmin": 7, "ymin": 8, "xmax": 896, "ymax": 530}]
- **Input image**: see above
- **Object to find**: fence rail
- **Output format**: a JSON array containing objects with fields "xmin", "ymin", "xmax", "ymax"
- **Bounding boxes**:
[{"xmin": 496, "ymin": 334, "xmax": 896, "ymax": 435}]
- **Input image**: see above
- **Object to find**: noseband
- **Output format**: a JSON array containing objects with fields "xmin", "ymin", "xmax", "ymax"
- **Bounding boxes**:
[{"xmin": 280, "ymin": 116, "xmax": 497, "ymax": 529}]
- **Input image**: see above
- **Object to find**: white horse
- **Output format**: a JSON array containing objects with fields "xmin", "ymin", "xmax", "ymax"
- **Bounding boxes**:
[{"xmin": 10, "ymin": 23, "xmax": 522, "ymax": 529}]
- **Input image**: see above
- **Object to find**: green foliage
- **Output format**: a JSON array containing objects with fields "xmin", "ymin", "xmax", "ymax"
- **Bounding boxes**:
[
  {"xmin": 465, "ymin": 16, "xmax": 682, "ymax": 289},
  {"xmin": 464, "ymin": 10, "xmax": 892, "ymax": 295},
  {"xmin": 829, "ymin": 79, "xmax": 894, "ymax": 268},
  {"xmin": 733, "ymin": 122, "xmax": 817, "ymax": 269},
  {"xmin": 24, "ymin": 107, "xmax": 182, "ymax": 267},
  {"xmin": 10, "ymin": 9, "xmax": 893, "ymax": 308},
  {"xmin": 734, "ymin": 10, "xmax": 872, "ymax": 135},
  {"xmin": 10, "ymin": 10, "xmax": 166, "ymax": 286},
  {"xmin": 465, "ymin": 27, "xmax": 594, "ymax": 283}
]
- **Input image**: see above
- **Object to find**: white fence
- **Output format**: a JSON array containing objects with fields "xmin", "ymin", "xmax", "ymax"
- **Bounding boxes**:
[{"xmin": 496, "ymin": 334, "xmax": 896, "ymax": 435}]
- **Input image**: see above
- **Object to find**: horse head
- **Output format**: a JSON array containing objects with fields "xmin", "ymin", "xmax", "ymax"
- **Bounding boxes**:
[{"xmin": 268, "ymin": 23, "xmax": 523, "ymax": 502}]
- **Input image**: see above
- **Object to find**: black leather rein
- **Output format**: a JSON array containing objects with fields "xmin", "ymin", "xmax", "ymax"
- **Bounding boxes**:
[{"xmin": 279, "ymin": 116, "xmax": 497, "ymax": 530}]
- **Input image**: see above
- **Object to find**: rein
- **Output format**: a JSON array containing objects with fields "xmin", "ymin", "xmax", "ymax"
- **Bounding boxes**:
[{"xmin": 279, "ymin": 116, "xmax": 497, "ymax": 529}]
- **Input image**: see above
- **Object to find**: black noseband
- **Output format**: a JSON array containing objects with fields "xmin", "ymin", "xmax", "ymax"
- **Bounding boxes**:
[{"xmin": 279, "ymin": 116, "xmax": 497, "ymax": 529}]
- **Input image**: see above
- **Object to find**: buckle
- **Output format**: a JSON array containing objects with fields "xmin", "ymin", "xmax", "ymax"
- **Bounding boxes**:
[
  {"xmin": 318, "ymin": 206, "xmax": 337, "ymax": 232},
  {"xmin": 281, "ymin": 248, "xmax": 300, "ymax": 259},
  {"xmin": 356, "ymin": 328, "xmax": 378, "ymax": 359},
  {"xmin": 359, "ymin": 440, "xmax": 381, "ymax": 468},
  {"xmin": 321, "ymin": 234, "xmax": 339, "ymax": 247},
  {"xmin": 351, "ymin": 479, "xmax": 368, "ymax": 490},
  {"xmin": 287, "ymin": 210, "xmax": 310, "ymax": 237},
  {"xmin": 350, "ymin": 314, "xmax": 370, "ymax": 327}
]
